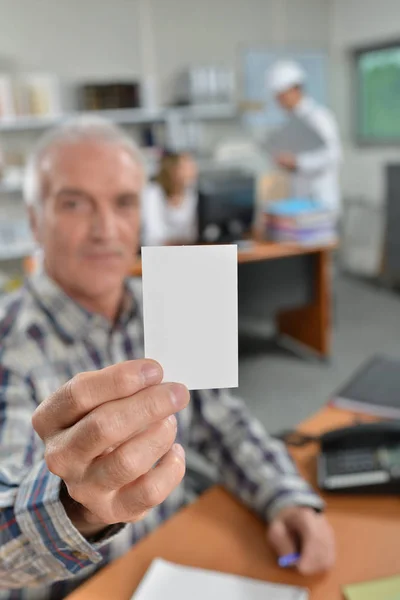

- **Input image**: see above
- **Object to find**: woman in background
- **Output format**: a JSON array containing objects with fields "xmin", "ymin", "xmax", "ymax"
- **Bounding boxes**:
[{"xmin": 142, "ymin": 151, "xmax": 198, "ymax": 246}]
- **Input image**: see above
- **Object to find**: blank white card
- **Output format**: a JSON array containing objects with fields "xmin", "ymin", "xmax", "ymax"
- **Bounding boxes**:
[{"xmin": 142, "ymin": 245, "xmax": 238, "ymax": 390}]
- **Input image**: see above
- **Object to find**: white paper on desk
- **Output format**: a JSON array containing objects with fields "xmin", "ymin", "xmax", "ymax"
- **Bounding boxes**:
[
  {"xmin": 141, "ymin": 245, "xmax": 238, "ymax": 390},
  {"xmin": 132, "ymin": 559, "xmax": 308, "ymax": 600}
]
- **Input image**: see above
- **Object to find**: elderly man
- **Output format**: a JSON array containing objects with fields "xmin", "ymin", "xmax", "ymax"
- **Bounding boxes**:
[{"xmin": 0, "ymin": 118, "xmax": 334, "ymax": 599}]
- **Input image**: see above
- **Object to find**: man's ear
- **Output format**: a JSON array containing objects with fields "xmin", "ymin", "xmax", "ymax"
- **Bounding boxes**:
[{"xmin": 28, "ymin": 206, "xmax": 42, "ymax": 246}]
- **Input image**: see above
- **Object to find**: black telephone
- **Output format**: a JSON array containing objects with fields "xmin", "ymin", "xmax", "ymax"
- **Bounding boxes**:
[{"xmin": 318, "ymin": 421, "xmax": 400, "ymax": 494}]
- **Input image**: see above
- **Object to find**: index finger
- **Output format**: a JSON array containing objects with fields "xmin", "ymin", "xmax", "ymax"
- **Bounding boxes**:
[{"xmin": 32, "ymin": 359, "xmax": 163, "ymax": 438}]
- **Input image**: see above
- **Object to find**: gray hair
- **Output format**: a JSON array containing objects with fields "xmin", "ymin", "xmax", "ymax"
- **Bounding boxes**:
[{"xmin": 23, "ymin": 115, "xmax": 144, "ymax": 209}]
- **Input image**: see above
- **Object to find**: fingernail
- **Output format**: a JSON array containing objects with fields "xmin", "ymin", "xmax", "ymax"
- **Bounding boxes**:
[
  {"xmin": 141, "ymin": 361, "xmax": 162, "ymax": 384},
  {"xmin": 168, "ymin": 383, "xmax": 189, "ymax": 409},
  {"xmin": 173, "ymin": 443, "xmax": 185, "ymax": 459}
]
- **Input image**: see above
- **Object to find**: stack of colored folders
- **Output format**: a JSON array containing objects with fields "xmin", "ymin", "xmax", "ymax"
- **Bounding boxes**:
[{"xmin": 265, "ymin": 198, "xmax": 337, "ymax": 246}]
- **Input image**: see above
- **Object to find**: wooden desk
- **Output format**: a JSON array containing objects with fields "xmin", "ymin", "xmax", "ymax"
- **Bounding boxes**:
[
  {"xmin": 134, "ymin": 242, "xmax": 336, "ymax": 358},
  {"xmin": 67, "ymin": 406, "xmax": 400, "ymax": 600}
]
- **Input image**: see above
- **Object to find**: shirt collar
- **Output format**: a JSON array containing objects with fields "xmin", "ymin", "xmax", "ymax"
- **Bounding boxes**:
[{"xmin": 26, "ymin": 270, "xmax": 137, "ymax": 344}]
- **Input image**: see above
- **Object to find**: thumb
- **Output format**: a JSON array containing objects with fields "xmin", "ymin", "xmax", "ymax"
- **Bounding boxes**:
[{"xmin": 267, "ymin": 519, "xmax": 297, "ymax": 558}]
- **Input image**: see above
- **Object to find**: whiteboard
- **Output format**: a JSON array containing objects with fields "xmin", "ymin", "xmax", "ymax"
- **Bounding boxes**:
[{"xmin": 242, "ymin": 48, "xmax": 328, "ymax": 129}]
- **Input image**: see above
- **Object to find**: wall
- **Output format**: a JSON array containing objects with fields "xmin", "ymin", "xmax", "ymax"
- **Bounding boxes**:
[
  {"xmin": 0, "ymin": 0, "xmax": 142, "ymax": 79},
  {"xmin": 0, "ymin": 0, "xmax": 330, "ymax": 104},
  {"xmin": 331, "ymin": 0, "xmax": 400, "ymax": 204},
  {"xmin": 150, "ymin": 0, "xmax": 330, "ymax": 103}
]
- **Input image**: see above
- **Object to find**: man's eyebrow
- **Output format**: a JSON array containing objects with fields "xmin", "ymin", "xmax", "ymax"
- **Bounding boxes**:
[
  {"xmin": 55, "ymin": 188, "xmax": 92, "ymax": 199},
  {"xmin": 115, "ymin": 191, "xmax": 140, "ymax": 202}
]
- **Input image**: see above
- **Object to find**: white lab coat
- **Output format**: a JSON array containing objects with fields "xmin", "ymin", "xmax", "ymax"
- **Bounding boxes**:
[{"xmin": 292, "ymin": 97, "xmax": 342, "ymax": 215}]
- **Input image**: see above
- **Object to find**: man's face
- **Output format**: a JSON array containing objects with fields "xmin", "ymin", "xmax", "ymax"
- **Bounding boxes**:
[
  {"xmin": 32, "ymin": 139, "xmax": 143, "ymax": 300},
  {"xmin": 276, "ymin": 86, "xmax": 302, "ymax": 111}
]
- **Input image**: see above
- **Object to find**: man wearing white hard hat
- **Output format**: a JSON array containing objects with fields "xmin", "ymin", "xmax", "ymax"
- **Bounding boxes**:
[{"xmin": 268, "ymin": 60, "xmax": 342, "ymax": 216}]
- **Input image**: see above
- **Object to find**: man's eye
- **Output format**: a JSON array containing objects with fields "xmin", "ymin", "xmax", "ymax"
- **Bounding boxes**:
[
  {"xmin": 60, "ymin": 197, "xmax": 88, "ymax": 211},
  {"xmin": 63, "ymin": 200, "xmax": 78, "ymax": 209}
]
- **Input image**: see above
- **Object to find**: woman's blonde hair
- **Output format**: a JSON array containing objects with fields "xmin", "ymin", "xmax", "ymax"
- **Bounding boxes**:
[{"xmin": 156, "ymin": 151, "xmax": 187, "ymax": 197}]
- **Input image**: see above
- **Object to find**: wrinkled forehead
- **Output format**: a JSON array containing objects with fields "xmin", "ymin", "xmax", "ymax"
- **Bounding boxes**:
[{"xmin": 40, "ymin": 139, "xmax": 145, "ymax": 196}]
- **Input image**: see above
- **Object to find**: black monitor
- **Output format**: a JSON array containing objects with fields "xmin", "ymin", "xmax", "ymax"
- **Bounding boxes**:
[{"xmin": 197, "ymin": 169, "xmax": 256, "ymax": 244}]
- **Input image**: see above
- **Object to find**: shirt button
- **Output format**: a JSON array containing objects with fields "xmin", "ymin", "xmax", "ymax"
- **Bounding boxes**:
[{"xmin": 71, "ymin": 550, "xmax": 89, "ymax": 561}]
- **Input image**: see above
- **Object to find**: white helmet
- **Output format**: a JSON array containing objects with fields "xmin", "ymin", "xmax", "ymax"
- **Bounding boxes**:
[{"xmin": 267, "ymin": 60, "xmax": 306, "ymax": 95}]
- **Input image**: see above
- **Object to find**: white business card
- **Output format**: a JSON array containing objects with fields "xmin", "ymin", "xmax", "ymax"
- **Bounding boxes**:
[{"xmin": 142, "ymin": 245, "xmax": 238, "ymax": 390}]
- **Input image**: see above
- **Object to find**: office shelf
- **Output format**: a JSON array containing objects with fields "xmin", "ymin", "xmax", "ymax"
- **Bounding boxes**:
[
  {"xmin": 0, "ymin": 244, "xmax": 34, "ymax": 261},
  {"xmin": 79, "ymin": 107, "xmax": 166, "ymax": 125},
  {"xmin": 0, "ymin": 104, "xmax": 237, "ymax": 132},
  {"xmin": 0, "ymin": 180, "xmax": 23, "ymax": 193},
  {"xmin": 168, "ymin": 103, "xmax": 237, "ymax": 120},
  {"xmin": 0, "ymin": 114, "xmax": 60, "ymax": 131}
]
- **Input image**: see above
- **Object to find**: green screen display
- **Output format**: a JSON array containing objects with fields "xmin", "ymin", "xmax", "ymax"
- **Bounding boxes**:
[{"xmin": 356, "ymin": 45, "xmax": 400, "ymax": 143}]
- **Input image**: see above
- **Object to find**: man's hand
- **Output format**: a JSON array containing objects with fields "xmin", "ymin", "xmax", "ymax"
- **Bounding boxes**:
[
  {"xmin": 276, "ymin": 152, "xmax": 297, "ymax": 171},
  {"xmin": 267, "ymin": 506, "xmax": 335, "ymax": 575},
  {"xmin": 32, "ymin": 360, "xmax": 189, "ymax": 537}
]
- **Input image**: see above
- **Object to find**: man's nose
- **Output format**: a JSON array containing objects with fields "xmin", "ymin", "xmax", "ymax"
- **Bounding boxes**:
[{"xmin": 90, "ymin": 207, "xmax": 118, "ymax": 240}]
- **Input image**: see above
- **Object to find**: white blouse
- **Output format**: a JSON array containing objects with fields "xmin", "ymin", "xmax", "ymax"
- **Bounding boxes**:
[{"xmin": 141, "ymin": 182, "xmax": 198, "ymax": 246}]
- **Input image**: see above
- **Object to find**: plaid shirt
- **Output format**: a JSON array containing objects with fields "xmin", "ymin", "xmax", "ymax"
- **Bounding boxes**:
[{"xmin": 0, "ymin": 271, "xmax": 323, "ymax": 599}]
